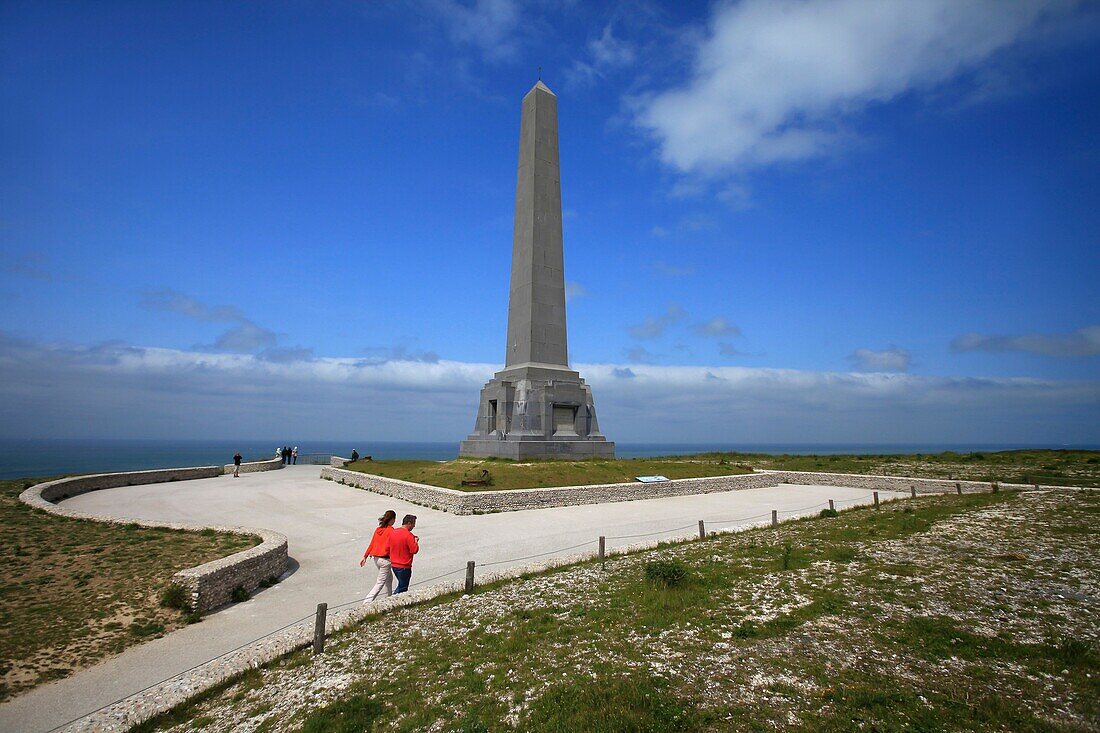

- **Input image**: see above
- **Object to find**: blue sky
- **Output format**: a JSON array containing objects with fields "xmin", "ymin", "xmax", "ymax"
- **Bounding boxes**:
[{"xmin": 1, "ymin": 0, "xmax": 1099, "ymax": 444}]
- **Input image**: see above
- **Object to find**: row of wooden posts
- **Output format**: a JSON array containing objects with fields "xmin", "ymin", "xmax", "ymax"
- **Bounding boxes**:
[{"xmin": 310, "ymin": 479, "xmax": 1008, "ymax": 654}]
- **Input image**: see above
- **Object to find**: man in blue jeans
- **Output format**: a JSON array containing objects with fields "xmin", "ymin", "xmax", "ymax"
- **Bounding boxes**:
[{"xmin": 388, "ymin": 515, "xmax": 419, "ymax": 594}]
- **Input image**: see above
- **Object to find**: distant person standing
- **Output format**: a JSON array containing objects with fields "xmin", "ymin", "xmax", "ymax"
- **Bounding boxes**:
[
  {"xmin": 232, "ymin": 451, "xmax": 242, "ymax": 478},
  {"xmin": 292, "ymin": 446, "xmax": 298, "ymax": 465},
  {"xmin": 282, "ymin": 446, "xmax": 290, "ymax": 465},
  {"xmin": 360, "ymin": 510, "xmax": 396, "ymax": 602},
  {"xmin": 389, "ymin": 514, "xmax": 419, "ymax": 594}
]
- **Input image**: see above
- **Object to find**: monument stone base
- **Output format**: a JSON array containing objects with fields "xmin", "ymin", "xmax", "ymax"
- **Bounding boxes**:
[{"xmin": 459, "ymin": 364, "xmax": 615, "ymax": 460}]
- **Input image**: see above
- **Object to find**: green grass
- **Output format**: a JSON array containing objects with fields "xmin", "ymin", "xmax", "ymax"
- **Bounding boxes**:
[
  {"xmin": 734, "ymin": 448, "xmax": 1100, "ymax": 487},
  {"xmin": 0, "ymin": 476, "xmax": 258, "ymax": 702},
  {"xmin": 136, "ymin": 488, "xmax": 1099, "ymax": 732},
  {"xmin": 343, "ymin": 449, "xmax": 1099, "ymax": 491},
  {"xmin": 345, "ymin": 456, "xmax": 752, "ymax": 490}
]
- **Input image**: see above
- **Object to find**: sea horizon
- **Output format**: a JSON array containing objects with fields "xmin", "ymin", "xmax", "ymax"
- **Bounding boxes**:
[{"xmin": 1, "ymin": 438, "xmax": 1096, "ymax": 481}]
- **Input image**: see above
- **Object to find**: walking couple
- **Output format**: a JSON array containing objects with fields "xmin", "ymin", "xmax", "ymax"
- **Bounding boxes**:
[{"xmin": 360, "ymin": 510, "xmax": 418, "ymax": 602}]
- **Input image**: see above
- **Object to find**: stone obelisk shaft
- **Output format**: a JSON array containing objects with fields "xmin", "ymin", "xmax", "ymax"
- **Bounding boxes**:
[{"xmin": 504, "ymin": 81, "xmax": 568, "ymax": 369}]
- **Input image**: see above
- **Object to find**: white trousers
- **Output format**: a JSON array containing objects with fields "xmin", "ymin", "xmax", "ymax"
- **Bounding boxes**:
[{"xmin": 365, "ymin": 557, "xmax": 392, "ymax": 602}]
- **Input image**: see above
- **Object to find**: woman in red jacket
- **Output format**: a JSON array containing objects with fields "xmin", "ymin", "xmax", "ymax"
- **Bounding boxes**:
[{"xmin": 360, "ymin": 510, "xmax": 396, "ymax": 602}]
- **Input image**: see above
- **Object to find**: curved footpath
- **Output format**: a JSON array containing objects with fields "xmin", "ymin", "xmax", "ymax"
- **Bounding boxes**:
[{"xmin": 1, "ymin": 465, "xmax": 901, "ymax": 733}]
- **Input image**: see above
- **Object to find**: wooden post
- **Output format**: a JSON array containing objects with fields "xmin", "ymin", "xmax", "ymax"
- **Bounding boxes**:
[
  {"xmin": 598, "ymin": 536, "xmax": 605, "ymax": 564},
  {"xmin": 698, "ymin": 520, "xmax": 706, "ymax": 539},
  {"xmin": 956, "ymin": 482, "xmax": 962, "ymax": 495},
  {"xmin": 465, "ymin": 561, "xmax": 475, "ymax": 593},
  {"xmin": 910, "ymin": 486, "xmax": 917, "ymax": 499},
  {"xmin": 828, "ymin": 499, "xmax": 835, "ymax": 512},
  {"xmin": 873, "ymin": 491, "xmax": 880, "ymax": 508},
  {"xmin": 771, "ymin": 510, "xmax": 778, "ymax": 527},
  {"xmin": 313, "ymin": 603, "xmax": 327, "ymax": 655}
]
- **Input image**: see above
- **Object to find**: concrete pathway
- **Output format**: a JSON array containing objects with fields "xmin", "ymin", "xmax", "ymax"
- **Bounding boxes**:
[{"xmin": 0, "ymin": 466, "xmax": 899, "ymax": 733}]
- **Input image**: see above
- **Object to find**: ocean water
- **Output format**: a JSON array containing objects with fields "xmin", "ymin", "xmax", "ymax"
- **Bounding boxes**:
[{"xmin": 1, "ymin": 439, "xmax": 1094, "ymax": 481}]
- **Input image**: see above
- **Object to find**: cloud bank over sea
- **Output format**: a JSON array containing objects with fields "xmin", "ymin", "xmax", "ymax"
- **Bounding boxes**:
[{"xmin": 4, "ymin": 333, "xmax": 1096, "ymax": 445}]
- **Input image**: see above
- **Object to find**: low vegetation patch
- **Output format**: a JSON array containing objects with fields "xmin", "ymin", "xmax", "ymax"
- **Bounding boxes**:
[
  {"xmin": 344, "ymin": 456, "xmax": 752, "ymax": 491},
  {"xmin": 0, "ymin": 477, "xmax": 257, "ymax": 702},
  {"xmin": 137, "ymin": 488, "xmax": 1099, "ymax": 732},
  {"xmin": 738, "ymin": 448, "xmax": 1100, "ymax": 487}
]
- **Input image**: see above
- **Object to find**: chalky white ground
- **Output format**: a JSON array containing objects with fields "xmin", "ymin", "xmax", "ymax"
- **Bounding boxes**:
[{"xmin": 0, "ymin": 465, "xmax": 899, "ymax": 733}]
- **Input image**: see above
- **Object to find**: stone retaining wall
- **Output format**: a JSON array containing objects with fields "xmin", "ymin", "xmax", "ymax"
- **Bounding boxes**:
[
  {"xmin": 761, "ymin": 470, "xmax": 1040, "ymax": 495},
  {"xmin": 222, "ymin": 457, "xmax": 284, "ymax": 475},
  {"xmin": 320, "ymin": 466, "xmax": 1063, "ymax": 515},
  {"xmin": 20, "ymin": 469, "xmax": 289, "ymax": 613},
  {"xmin": 320, "ymin": 466, "xmax": 780, "ymax": 513},
  {"xmin": 330, "ymin": 455, "xmax": 351, "ymax": 467}
]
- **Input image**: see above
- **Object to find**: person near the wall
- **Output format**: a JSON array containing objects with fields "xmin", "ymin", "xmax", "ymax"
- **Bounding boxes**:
[{"xmin": 233, "ymin": 451, "xmax": 242, "ymax": 478}]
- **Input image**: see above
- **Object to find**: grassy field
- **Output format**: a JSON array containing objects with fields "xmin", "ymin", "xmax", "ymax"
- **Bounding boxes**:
[
  {"xmin": 732, "ymin": 448, "xmax": 1100, "ymax": 486},
  {"xmin": 345, "ymin": 449, "xmax": 1100, "ymax": 491},
  {"xmin": 345, "ymin": 456, "xmax": 753, "ymax": 490},
  {"xmin": 0, "ymin": 477, "xmax": 258, "ymax": 702},
  {"xmin": 137, "ymin": 488, "xmax": 1098, "ymax": 732}
]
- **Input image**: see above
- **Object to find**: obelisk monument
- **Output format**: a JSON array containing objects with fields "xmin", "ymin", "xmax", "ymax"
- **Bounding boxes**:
[{"xmin": 460, "ymin": 80, "xmax": 614, "ymax": 459}]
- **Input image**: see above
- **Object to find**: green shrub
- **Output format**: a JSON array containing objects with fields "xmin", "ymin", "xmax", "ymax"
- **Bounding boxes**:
[
  {"xmin": 819, "ymin": 507, "xmax": 839, "ymax": 518},
  {"xmin": 644, "ymin": 560, "xmax": 687, "ymax": 587},
  {"xmin": 781, "ymin": 543, "xmax": 795, "ymax": 570},
  {"xmin": 231, "ymin": 586, "xmax": 250, "ymax": 603},
  {"xmin": 160, "ymin": 583, "xmax": 189, "ymax": 610},
  {"xmin": 736, "ymin": 619, "xmax": 757, "ymax": 639}
]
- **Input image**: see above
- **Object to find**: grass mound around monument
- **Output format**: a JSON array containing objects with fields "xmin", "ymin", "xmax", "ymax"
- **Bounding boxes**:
[
  {"xmin": 134, "ymin": 488, "xmax": 1100, "ymax": 732},
  {"xmin": 343, "ymin": 456, "xmax": 753, "ymax": 491},
  {"xmin": 342, "ymin": 449, "xmax": 1099, "ymax": 491},
  {"xmin": 0, "ymin": 476, "xmax": 258, "ymax": 702}
]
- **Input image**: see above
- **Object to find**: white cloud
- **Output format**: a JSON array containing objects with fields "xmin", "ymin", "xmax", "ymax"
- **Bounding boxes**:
[
  {"xmin": 429, "ymin": 0, "xmax": 522, "ymax": 62},
  {"xmin": 695, "ymin": 316, "xmax": 741, "ymax": 337},
  {"xmin": 628, "ymin": 304, "xmax": 687, "ymax": 339},
  {"xmin": 142, "ymin": 289, "xmax": 280, "ymax": 354},
  {"xmin": 141, "ymin": 289, "xmax": 246, "ymax": 323},
  {"xmin": 635, "ymin": 0, "xmax": 1080, "ymax": 176},
  {"xmin": 718, "ymin": 342, "xmax": 748, "ymax": 357},
  {"xmin": 623, "ymin": 345, "xmax": 659, "ymax": 364},
  {"xmin": 953, "ymin": 326, "xmax": 1100, "ymax": 357},
  {"xmin": 848, "ymin": 346, "xmax": 912, "ymax": 373},
  {"xmin": 211, "ymin": 323, "xmax": 279, "ymax": 353},
  {"xmin": 651, "ymin": 260, "xmax": 694, "ymax": 278},
  {"xmin": 2, "ymin": 333, "xmax": 1096, "ymax": 444},
  {"xmin": 566, "ymin": 22, "xmax": 636, "ymax": 87}
]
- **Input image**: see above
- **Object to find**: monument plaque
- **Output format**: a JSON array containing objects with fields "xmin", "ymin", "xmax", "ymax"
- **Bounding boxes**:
[{"xmin": 460, "ymin": 81, "xmax": 614, "ymax": 459}]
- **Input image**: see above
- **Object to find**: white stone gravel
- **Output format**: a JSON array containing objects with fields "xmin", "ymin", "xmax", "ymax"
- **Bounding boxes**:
[{"xmin": 124, "ymin": 489, "xmax": 1098, "ymax": 732}]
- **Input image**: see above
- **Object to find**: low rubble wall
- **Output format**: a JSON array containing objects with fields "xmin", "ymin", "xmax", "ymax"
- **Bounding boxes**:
[
  {"xmin": 20, "ymin": 468, "xmax": 289, "ymax": 613},
  {"xmin": 320, "ymin": 466, "xmax": 780, "ymax": 514},
  {"xmin": 761, "ymin": 470, "xmax": 1040, "ymax": 495},
  {"xmin": 223, "ymin": 457, "xmax": 284, "ymax": 475}
]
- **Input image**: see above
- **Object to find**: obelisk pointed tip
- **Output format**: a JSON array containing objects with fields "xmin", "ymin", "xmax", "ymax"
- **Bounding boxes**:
[{"xmin": 528, "ymin": 79, "xmax": 555, "ymax": 96}]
